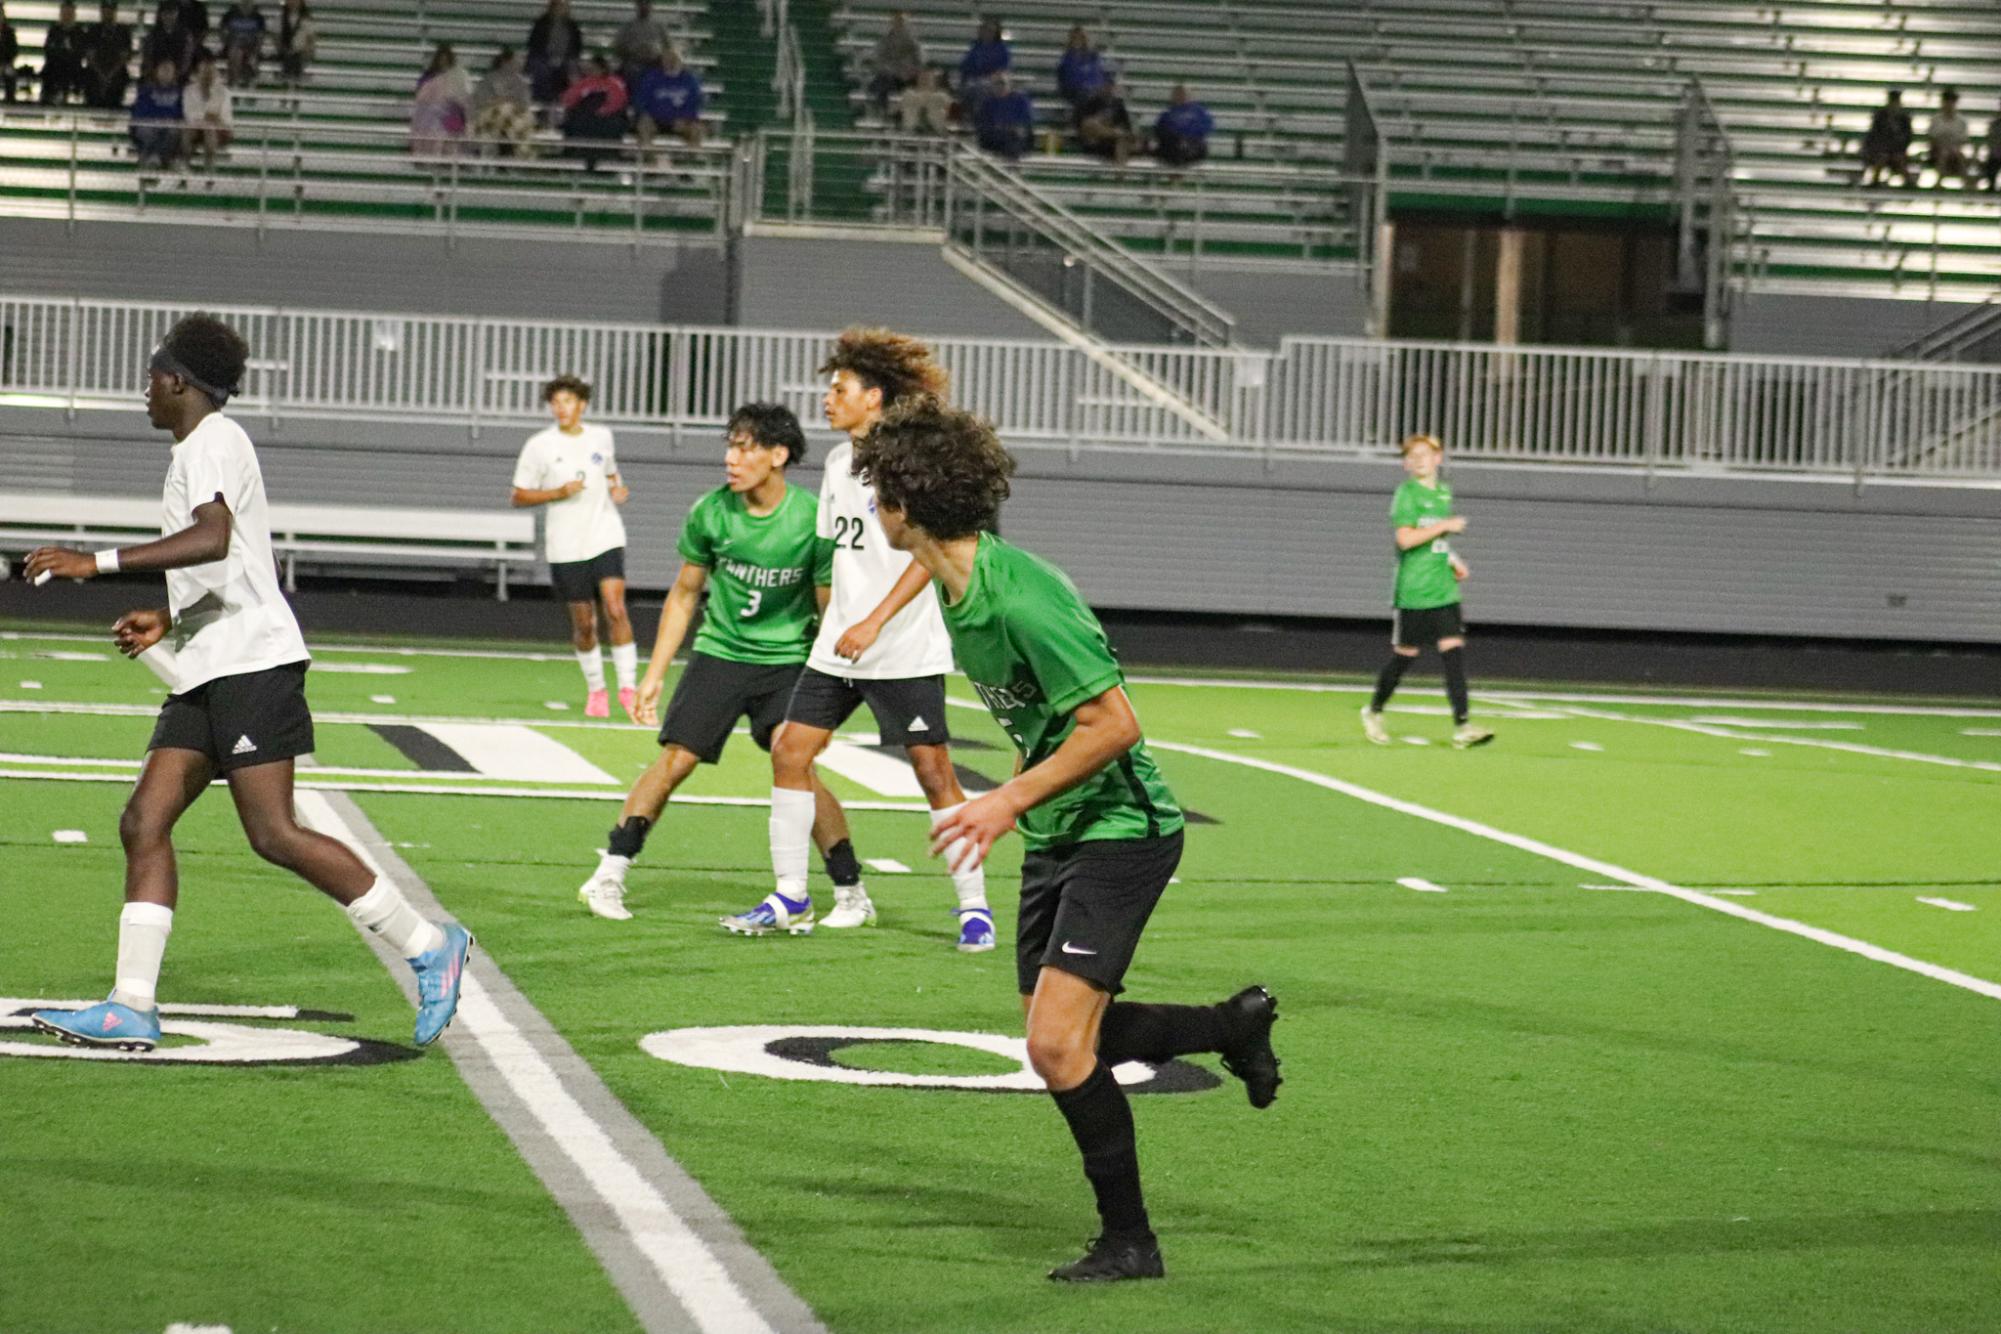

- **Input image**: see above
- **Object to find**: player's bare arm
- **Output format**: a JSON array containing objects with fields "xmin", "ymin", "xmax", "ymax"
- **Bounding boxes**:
[
  {"xmin": 511, "ymin": 478, "xmax": 586, "ymax": 507},
  {"xmin": 835, "ymin": 555, "xmax": 931, "ymax": 662},
  {"xmin": 635, "ymin": 560, "xmax": 709, "ymax": 725},
  {"xmin": 608, "ymin": 472, "xmax": 631, "ymax": 505},
  {"xmin": 26, "ymin": 497, "xmax": 234, "ymax": 583},
  {"xmin": 930, "ymin": 684, "xmax": 1143, "ymax": 871},
  {"xmin": 1395, "ymin": 514, "xmax": 1466, "ymax": 550}
]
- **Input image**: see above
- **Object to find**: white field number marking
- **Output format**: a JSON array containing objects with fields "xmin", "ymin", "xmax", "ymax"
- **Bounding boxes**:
[
  {"xmin": 1397, "ymin": 877, "xmax": 1449, "ymax": 894},
  {"xmin": 1917, "ymin": 897, "xmax": 1978, "ymax": 912}
]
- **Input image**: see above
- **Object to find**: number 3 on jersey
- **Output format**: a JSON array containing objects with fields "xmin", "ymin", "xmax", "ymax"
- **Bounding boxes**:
[
  {"xmin": 740, "ymin": 589, "xmax": 763, "ymax": 618},
  {"xmin": 831, "ymin": 516, "xmax": 865, "ymax": 550}
]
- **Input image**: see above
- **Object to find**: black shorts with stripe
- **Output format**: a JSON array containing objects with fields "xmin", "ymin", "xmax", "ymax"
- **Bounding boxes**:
[
  {"xmin": 659, "ymin": 652, "xmax": 804, "ymax": 764},
  {"xmin": 782, "ymin": 666, "xmax": 951, "ymax": 748},
  {"xmin": 148, "ymin": 661, "xmax": 316, "ymax": 772},
  {"xmin": 1392, "ymin": 603, "xmax": 1465, "ymax": 647},
  {"xmin": 1016, "ymin": 830, "xmax": 1184, "ymax": 996}
]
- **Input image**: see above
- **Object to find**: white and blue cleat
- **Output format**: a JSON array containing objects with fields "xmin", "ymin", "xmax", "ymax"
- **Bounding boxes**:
[
  {"xmin": 956, "ymin": 908, "xmax": 997, "ymax": 953},
  {"xmin": 30, "ymin": 998, "xmax": 162, "ymax": 1052},
  {"xmin": 720, "ymin": 892, "xmax": 815, "ymax": 936},
  {"xmin": 410, "ymin": 923, "xmax": 473, "ymax": 1047}
]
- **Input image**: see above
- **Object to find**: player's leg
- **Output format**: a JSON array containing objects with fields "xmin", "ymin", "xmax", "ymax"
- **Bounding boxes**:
[
  {"xmin": 729, "ymin": 669, "xmax": 855, "ymax": 935},
  {"xmin": 1437, "ymin": 607, "xmax": 1493, "ymax": 748},
  {"xmin": 582, "ymin": 743, "xmax": 701, "ymax": 920},
  {"xmin": 866, "ymin": 675, "xmax": 994, "ymax": 948},
  {"xmin": 1361, "ymin": 612, "xmax": 1420, "ymax": 745},
  {"xmin": 597, "ymin": 559, "xmax": 640, "ymax": 721},
  {"xmin": 30, "ymin": 682, "xmax": 224, "ymax": 1049},
  {"xmin": 568, "ymin": 597, "xmax": 609, "ymax": 716},
  {"xmin": 760, "ymin": 668, "xmax": 870, "ymax": 929}
]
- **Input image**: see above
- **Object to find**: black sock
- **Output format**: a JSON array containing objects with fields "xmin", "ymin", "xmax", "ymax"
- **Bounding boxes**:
[
  {"xmin": 821, "ymin": 838, "xmax": 860, "ymax": 889},
  {"xmin": 1441, "ymin": 647, "xmax": 1470, "ymax": 724},
  {"xmin": 1370, "ymin": 654, "xmax": 1412, "ymax": 712},
  {"xmin": 607, "ymin": 816, "xmax": 652, "ymax": 859},
  {"xmin": 1050, "ymin": 1062, "xmax": 1150, "ymax": 1239},
  {"xmin": 1097, "ymin": 1001, "xmax": 1228, "ymax": 1066}
]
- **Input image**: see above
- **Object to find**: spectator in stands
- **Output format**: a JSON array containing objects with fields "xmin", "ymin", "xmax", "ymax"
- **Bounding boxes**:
[
  {"xmin": 1927, "ymin": 87, "xmax": 1970, "ymax": 186},
  {"xmin": 219, "ymin": 0, "xmax": 263, "ymax": 86},
  {"xmin": 1074, "ymin": 78, "xmax": 1136, "ymax": 165},
  {"xmin": 899, "ymin": 65, "xmax": 950, "ymax": 135},
  {"xmin": 612, "ymin": 0, "xmax": 667, "ymax": 87},
  {"xmin": 526, "ymin": 0, "xmax": 582, "ymax": 104},
  {"xmin": 867, "ymin": 10, "xmax": 921, "ymax": 115},
  {"xmin": 559, "ymin": 53, "xmax": 629, "ymax": 170},
  {"xmin": 1861, "ymin": 88, "xmax": 1912, "ymax": 188},
  {"xmin": 141, "ymin": 0, "xmax": 200, "ymax": 84},
  {"xmin": 0, "ymin": 4, "xmax": 19, "ymax": 104},
  {"xmin": 1154, "ymin": 83, "xmax": 1213, "ymax": 167},
  {"xmin": 181, "ymin": 49, "xmax": 231, "ymax": 170},
  {"xmin": 1055, "ymin": 25, "xmax": 1109, "ymax": 110},
  {"xmin": 410, "ymin": 42, "xmax": 472, "ymax": 158},
  {"xmin": 632, "ymin": 45, "xmax": 702, "ymax": 155},
  {"xmin": 275, "ymin": 0, "xmax": 312, "ymax": 84},
  {"xmin": 473, "ymin": 46, "xmax": 536, "ymax": 158},
  {"xmin": 1981, "ymin": 99, "xmax": 2001, "ymax": 192},
  {"xmin": 176, "ymin": 0, "xmax": 207, "ymax": 42},
  {"xmin": 956, "ymin": 17, "xmax": 1008, "ymax": 122},
  {"xmin": 129, "ymin": 56, "xmax": 185, "ymax": 169},
  {"xmin": 79, "ymin": 2, "xmax": 130, "ymax": 107},
  {"xmin": 973, "ymin": 71, "xmax": 1032, "ymax": 160},
  {"xmin": 42, "ymin": 2, "xmax": 92, "ymax": 104}
]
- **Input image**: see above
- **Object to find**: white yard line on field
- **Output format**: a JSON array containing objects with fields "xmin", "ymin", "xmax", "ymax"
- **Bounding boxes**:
[{"xmin": 1553, "ymin": 704, "xmax": 2001, "ymax": 776}]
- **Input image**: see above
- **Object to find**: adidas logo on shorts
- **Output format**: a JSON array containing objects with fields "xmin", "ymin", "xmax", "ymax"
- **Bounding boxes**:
[
  {"xmin": 232, "ymin": 734, "xmax": 258, "ymax": 755},
  {"xmin": 907, "ymin": 716, "xmax": 928, "ymax": 731}
]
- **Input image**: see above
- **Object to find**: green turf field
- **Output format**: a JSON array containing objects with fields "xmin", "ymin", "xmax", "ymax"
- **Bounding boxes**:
[{"xmin": 1, "ymin": 624, "xmax": 1996, "ymax": 1334}]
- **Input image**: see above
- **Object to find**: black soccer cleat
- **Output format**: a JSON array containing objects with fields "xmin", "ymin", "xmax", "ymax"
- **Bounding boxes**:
[
  {"xmin": 1218, "ymin": 985, "xmax": 1283, "ymax": 1109},
  {"xmin": 1047, "ymin": 1233, "xmax": 1165, "ymax": 1283}
]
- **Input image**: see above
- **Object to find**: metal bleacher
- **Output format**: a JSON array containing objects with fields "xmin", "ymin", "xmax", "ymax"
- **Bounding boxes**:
[
  {"xmin": 832, "ymin": 0, "xmax": 2001, "ymax": 300},
  {"xmin": 0, "ymin": 0, "xmax": 735, "ymax": 239}
]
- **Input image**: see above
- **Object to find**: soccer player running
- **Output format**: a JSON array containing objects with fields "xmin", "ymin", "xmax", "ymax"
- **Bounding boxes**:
[
  {"xmin": 723, "ymin": 328, "xmax": 994, "ymax": 949},
  {"xmin": 1360, "ymin": 432, "xmax": 1495, "ymax": 750},
  {"xmin": 510, "ymin": 375, "xmax": 639, "ymax": 720},
  {"xmin": 23, "ymin": 313, "xmax": 471, "ymax": 1052},
  {"xmin": 576, "ymin": 404, "xmax": 843, "ymax": 922},
  {"xmin": 855, "ymin": 399, "xmax": 1282, "ymax": 1283}
]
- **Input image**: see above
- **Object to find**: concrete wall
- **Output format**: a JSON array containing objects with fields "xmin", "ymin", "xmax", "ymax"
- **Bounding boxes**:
[
  {"xmin": 9, "ymin": 405, "xmax": 1998, "ymax": 643},
  {"xmin": 1187, "ymin": 263, "xmax": 1368, "ymax": 347},
  {"xmin": 730, "ymin": 231, "xmax": 1050, "ymax": 338},
  {"xmin": 1729, "ymin": 291, "xmax": 1974, "ymax": 360}
]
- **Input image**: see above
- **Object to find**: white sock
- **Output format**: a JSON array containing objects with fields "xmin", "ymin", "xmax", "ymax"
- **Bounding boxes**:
[
  {"xmin": 109, "ymin": 901, "xmax": 174, "ymax": 1011},
  {"xmin": 576, "ymin": 646, "xmax": 606, "ymax": 692},
  {"xmin": 610, "ymin": 641, "xmax": 638, "ymax": 691},
  {"xmin": 769, "ymin": 786, "xmax": 816, "ymax": 899},
  {"xmin": 596, "ymin": 850, "xmax": 632, "ymax": 881},
  {"xmin": 930, "ymin": 803, "xmax": 990, "ymax": 912},
  {"xmin": 345, "ymin": 876, "xmax": 446, "ymax": 960}
]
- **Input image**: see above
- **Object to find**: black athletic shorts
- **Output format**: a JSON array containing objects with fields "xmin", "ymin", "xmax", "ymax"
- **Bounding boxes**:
[
  {"xmin": 660, "ymin": 652, "xmax": 804, "ymax": 764},
  {"xmin": 1016, "ymin": 829, "xmax": 1184, "ymax": 996},
  {"xmin": 784, "ymin": 666, "xmax": 951, "ymax": 748},
  {"xmin": 549, "ymin": 546, "xmax": 626, "ymax": 602},
  {"xmin": 1392, "ymin": 603, "xmax": 1465, "ymax": 648},
  {"xmin": 148, "ymin": 661, "xmax": 316, "ymax": 773}
]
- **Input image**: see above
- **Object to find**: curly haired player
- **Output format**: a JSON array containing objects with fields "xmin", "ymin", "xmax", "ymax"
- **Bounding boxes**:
[{"xmin": 854, "ymin": 398, "xmax": 1283, "ymax": 1283}]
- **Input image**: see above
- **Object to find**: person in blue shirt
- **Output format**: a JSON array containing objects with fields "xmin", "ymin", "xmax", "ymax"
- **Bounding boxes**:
[
  {"xmin": 957, "ymin": 17, "xmax": 1008, "ymax": 122},
  {"xmin": 1154, "ymin": 83, "xmax": 1213, "ymax": 167},
  {"xmin": 633, "ymin": 44, "xmax": 703, "ymax": 152},
  {"xmin": 1055, "ymin": 25, "xmax": 1109, "ymax": 109},
  {"xmin": 129, "ymin": 56, "xmax": 186, "ymax": 168},
  {"xmin": 974, "ymin": 71, "xmax": 1033, "ymax": 159}
]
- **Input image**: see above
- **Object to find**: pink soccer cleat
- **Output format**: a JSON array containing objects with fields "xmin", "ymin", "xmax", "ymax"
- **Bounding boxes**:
[
  {"xmin": 584, "ymin": 689, "xmax": 610, "ymax": 719},
  {"xmin": 618, "ymin": 686, "xmax": 640, "ymax": 723}
]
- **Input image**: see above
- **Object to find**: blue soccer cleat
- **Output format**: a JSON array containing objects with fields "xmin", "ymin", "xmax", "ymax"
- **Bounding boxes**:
[
  {"xmin": 409, "ymin": 923, "xmax": 473, "ymax": 1047},
  {"xmin": 956, "ymin": 908, "xmax": 997, "ymax": 953},
  {"xmin": 31, "ymin": 998, "xmax": 162, "ymax": 1052},
  {"xmin": 720, "ymin": 891, "xmax": 814, "ymax": 936}
]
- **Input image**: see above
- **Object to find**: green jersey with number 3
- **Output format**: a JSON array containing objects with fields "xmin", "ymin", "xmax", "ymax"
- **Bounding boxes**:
[
  {"xmin": 941, "ymin": 533, "xmax": 1183, "ymax": 851},
  {"xmin": 676, "ymin": 485, "xmax": 834, "ymax": 664},
  {"xmin": 1390, "ymin": 477, "xmax": 1461, "ymax": 610}
]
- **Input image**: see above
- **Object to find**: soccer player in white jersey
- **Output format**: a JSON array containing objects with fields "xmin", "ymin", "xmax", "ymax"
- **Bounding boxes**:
[
  {"xmin": 721, "ymin": 328, "xmax": 995, "ymax": 951},
  {"xmin": 23, "ymin": 313, "xmax": 471, "ymax": 1053},
  {"xmin": 511, "ymin": 374, "xmax": 638, "ymax": 720}
]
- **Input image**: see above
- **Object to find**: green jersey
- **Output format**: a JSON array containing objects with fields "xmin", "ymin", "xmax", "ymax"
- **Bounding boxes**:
[
  {"xmin": 940, "ymin": 533, "xmax": 1183, "ymax": 851},
  {"xmin": 676, "ymin": 484, "xmax": 833, "ymax": 665},
  {"xmin": 1390, "ymin": 478, "xmax": 1461, "ymax": 610}
]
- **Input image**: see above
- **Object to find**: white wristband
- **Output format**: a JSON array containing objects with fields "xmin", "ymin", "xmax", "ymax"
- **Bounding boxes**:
[{"xmin": 95, "ymin": 549, "xmax": 121, "ymax": 575}]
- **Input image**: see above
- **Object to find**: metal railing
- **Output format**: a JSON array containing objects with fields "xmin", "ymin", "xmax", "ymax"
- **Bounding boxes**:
[
  {"xmin": 4, "ymin": 295, "xmax": 1998, "ymax": 481},
  {"xmin": 1677, "ymin": 78, "xmax": 1736, "ymax": 350},
  {"xmin": 1886, "ymin": 294, "xmax": 2001, "ymax": 365}
]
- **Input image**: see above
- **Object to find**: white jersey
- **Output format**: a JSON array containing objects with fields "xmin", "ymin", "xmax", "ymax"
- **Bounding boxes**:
[
  {"xmin": 161, "ymin": 413, "xmax": 310, "ymax": 694},
  {"xmin": 512, "ymin": 423, "xmax": 626, "ymax": 563},
  {"xmin": 807, "ymin": 439, "xmax": 954, "ymax": 680}
]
